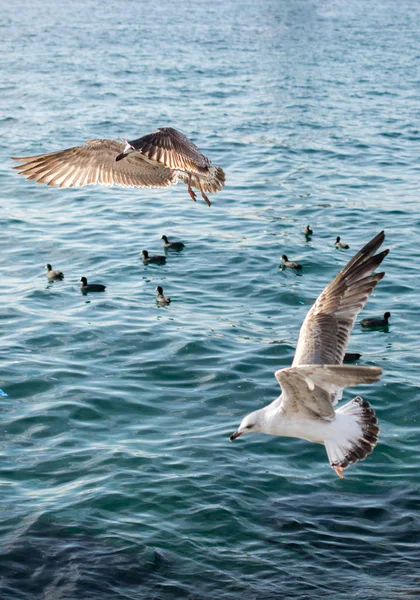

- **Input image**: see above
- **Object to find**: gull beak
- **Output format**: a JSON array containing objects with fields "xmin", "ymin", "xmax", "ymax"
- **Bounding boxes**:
[
  {"xmin": 116, "ymin": 141, "xmax": 136, "ymax": 162},
  {"xmin": 229, "ymin": 430, "xmax": 242, "ymax": 442}
]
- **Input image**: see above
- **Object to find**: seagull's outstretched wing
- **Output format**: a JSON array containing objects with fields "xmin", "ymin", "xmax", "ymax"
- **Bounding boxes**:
[
  {"xmin": 12, "ymin": 139, "xmax": 176, "ymax": 188},
  {"xmin": 293, "ymin": 231, "xmax": 388, "ymax": 366},
  {"xmin": 275, "ymin": 364, "xmax": 382, "ymax": 419},
  {"xmin": 128, "ymin": 127, "xmax": 212, "ymax": 174}
]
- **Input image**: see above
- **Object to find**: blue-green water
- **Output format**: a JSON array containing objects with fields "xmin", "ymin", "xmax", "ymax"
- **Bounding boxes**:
[{"xmin": 1, "ymin": 1, "xmax": 420, "ymax": 598}]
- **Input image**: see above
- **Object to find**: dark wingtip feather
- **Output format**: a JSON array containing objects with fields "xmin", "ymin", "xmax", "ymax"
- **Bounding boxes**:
[{"xmin": 332, "ymin": 397, "xmax": 380, "ymax": 471}]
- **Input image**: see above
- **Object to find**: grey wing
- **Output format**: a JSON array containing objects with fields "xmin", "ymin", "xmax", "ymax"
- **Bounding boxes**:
[
  {"xmin": 275, "ymin": 365, "xmax": 382, "ymax": 418},
  {"xmin": 128, "ymin": 127, "xmax": 212, "ymax": 174},
  {"xmin": 293, "ymin": 231, "xmax": 389, "ymax": 366},
  {"xmin": 12, "ymin": 139, "xmax": 177, "ymax": 188}
]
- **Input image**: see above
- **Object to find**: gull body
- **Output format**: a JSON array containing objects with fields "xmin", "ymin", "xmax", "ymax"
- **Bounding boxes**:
[
  {"xmin": 241, "ymin": 400, "xmax": 363, "ymax": 444},
  {"xmin": 231, "ymin": 231, "xmax": 388, "ymax": 478},
  {"xmin": 12, "ymin": 127, "xmax": 225, "ymax": 206}
]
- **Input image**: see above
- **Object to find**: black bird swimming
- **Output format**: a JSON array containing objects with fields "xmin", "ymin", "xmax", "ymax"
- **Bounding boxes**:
[
  {"xmin": 79, "ymin": 277, "xmax": 106, "ymax": 293},
  {"xmin": 281, "ymin": 254, "xmax": 302, "ymax": 270},
  {"xmin": 361, "ymin": 312, "xmax": 391, "ymax": 328},
  {"xmin": 343, "ymin": 353, "xmax": 362, "ymax": 362},
  {"xmin": 161, "ymin": 235, "xmax": 185, "ymax": 250},
  {"xmin": 142, "ymin": 250, "xmax": 166, "ymax": 264},
  {"xmin": 45, "ymin": 263, "xmax": 64, "ymax": 280},
  {"xmin": 335, "ymin": 236, "xmax": 350, "ymax": 249},
  {"xmin": 12, "ymin": 127, "xmax": 225, "ymax": 207},
  {"xmin": 156, "ymin": 286, "xmax": 171, "ymax": 305}
]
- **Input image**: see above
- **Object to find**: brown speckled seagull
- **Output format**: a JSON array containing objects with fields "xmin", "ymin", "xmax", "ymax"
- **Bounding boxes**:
[{"xmin": 11, "ymin": 127, "xmax": 226, "ymax": 207}]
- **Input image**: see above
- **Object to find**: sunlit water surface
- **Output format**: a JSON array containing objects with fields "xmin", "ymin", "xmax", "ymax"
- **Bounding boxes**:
[{"xmin": 1, "ymin": 1, "xmax": 420, "ymax": 598}]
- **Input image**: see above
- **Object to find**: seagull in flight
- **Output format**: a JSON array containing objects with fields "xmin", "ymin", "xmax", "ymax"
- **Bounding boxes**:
[
  {"xmin": 12, "ymin": 127, "xmax": 225, "ymax": 206},
  {"xmin": 230, "ymin": 231, "xmax": 388, "ymax": 478}
]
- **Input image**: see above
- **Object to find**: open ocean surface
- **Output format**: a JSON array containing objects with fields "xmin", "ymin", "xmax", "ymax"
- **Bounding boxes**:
[{"xmin": 1, "ymin": 0, "xmax": 420, "ymax": 598}]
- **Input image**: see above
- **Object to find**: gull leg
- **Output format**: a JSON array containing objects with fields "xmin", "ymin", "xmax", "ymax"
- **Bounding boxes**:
[
  {"xmin": 333, "ymin": 466, "xmax": 345, "ymax": 479},
  {"xmin": 198, "ymin": 180, "xmax": 211, "ymax": 207},
  {"xmin": 187, "ymin": 173, "xmax": 197, "ymax": 202}
]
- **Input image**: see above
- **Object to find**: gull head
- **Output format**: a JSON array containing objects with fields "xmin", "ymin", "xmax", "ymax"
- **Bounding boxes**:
[
  {"xmin": 116, "ymin": 141, "xmax": 136, "ymax": 162},
  {"xmin": 230, "ymin": 410, "xmax": 262, "ymax": 441}
]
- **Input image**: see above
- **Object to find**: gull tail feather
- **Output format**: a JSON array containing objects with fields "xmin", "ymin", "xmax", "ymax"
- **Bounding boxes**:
[{"xmin": 325, "ymin": 396, "xmax": 379, "ymax": 477}]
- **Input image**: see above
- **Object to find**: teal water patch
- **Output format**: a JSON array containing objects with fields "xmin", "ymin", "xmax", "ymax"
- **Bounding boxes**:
[{"xmin": 1, "ymin": 0, "xmax": 420, "ymax": 598}]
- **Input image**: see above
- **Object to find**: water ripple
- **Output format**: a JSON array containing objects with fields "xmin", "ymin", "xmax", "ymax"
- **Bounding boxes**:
[{"xmin": 1, "ymin": 0, "xmax": 420, "ymax": 598}]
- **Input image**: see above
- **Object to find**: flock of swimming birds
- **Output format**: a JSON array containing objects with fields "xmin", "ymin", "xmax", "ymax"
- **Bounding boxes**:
[{"xmin": 12, "ymin": 127, "xmax": 391, "ymax": 478}]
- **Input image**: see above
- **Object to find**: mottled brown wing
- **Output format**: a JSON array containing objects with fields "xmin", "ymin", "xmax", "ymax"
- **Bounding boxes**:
[
  {"xmin": 12, "ymin": 139, "xmax": 177, "ymax": 189},
  {"xmin": 129, "ymin": 127, "xmax": 212, "ymax": 174},
  {"xmin": 292, "ymin": 231, "xmax": 388, "ymax": 367},
  {"xmin": 275, "ymin": 365, "xmax": 382, "ymax": 418}
]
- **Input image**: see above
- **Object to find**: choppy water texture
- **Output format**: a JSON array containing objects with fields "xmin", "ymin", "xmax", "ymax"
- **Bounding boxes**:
[{"xmin": 1, "ymin": 1, "xmax": 420, "ymax": 598}]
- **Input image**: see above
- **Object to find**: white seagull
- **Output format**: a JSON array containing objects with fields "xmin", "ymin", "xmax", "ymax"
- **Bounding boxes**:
[
  {"xmin": 11, "ymin": 127, "xmax": 225, "ymax": 206},
  {"xmin": 230, "ymin": 231, "xmax": 388, "ymax": 478}
]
